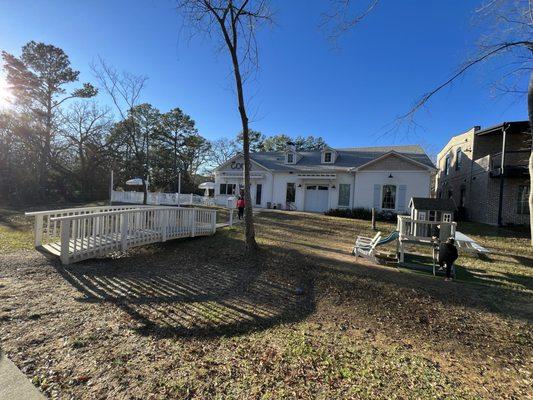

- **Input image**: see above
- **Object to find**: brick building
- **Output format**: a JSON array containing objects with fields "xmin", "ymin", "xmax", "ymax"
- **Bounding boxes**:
[{"xmin": 435, "ymin": 121, "xmax": 530, "ymax": 226}]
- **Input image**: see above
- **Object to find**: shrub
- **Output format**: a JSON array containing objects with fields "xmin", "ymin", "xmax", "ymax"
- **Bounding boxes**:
[{"xmin": 325, "ymin": 207, "xmax": 399, "ymax": 222}]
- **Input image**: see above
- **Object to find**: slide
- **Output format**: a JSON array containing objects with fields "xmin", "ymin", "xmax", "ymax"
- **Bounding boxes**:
[{"xmin": 376, "ymin": 230, "xmax": 399, "ymax": 246}]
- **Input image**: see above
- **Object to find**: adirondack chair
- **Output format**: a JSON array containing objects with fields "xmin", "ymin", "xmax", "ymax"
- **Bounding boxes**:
[{"xmin": 353, "ymin": 231, "xmax": 382, "ymax": 261}]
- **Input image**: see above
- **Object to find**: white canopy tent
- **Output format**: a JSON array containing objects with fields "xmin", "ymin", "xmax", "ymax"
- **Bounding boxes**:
[
  {"xmin": 126, "ymin": 178, "xmax": 148, "ymax": 188},
  {"xmin": 199, "ymin": 182, "xmax": 215, "ymax": 196},
  {"xmin": 198, "ymin": 182, "xmax": 215, "ymax": 190}
]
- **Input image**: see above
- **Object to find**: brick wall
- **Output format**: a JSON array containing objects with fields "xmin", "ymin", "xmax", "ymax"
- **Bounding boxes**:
[
  {"xmin": 437, "ymin": 125, "xmax": 530, "ymax": 226},
  {"xmin": 501, "ymin": 178, "xmax": 530, "ymax": 225},
  {"xmin": 468, "ymin": 162, "xmax": 491, "ymax": 224}
]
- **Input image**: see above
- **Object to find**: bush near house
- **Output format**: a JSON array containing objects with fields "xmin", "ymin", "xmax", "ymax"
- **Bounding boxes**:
[{"xmin": 325, "ymin": 207, "xmax": 400, "ymax": 222}]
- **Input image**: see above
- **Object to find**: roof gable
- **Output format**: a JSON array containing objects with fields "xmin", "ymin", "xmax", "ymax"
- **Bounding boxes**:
[
  {"xmin": 215, "ymin": 153, "xmax": 270, "ymax": 172},
  {"xmin": 355, "ymin": 151, "xmax": 434, "ymax": 171},
  {"xmin": 409, "ymin": 197, "xmax": 457, "ymax": 212}
]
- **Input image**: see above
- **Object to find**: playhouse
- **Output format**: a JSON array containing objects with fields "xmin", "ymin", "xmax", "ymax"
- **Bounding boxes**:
[
  {"xmin": 407, "ymin": 197, "xmax": 457, "ymax": 241},
  {"xmin": 354, "ymin": 197, "xmax": 488, "ymax": 275}
]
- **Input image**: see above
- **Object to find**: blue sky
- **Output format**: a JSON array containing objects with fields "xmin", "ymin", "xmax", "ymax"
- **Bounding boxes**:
[{"xmin": 0, "ymin": 0, "xmax": 528, "ymax": 156}]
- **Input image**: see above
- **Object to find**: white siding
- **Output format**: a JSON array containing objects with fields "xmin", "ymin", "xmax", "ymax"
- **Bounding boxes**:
[
  {"xmin": 214, "ymin": 155, "xmax": 273, "ymax": 207},
  {"xmin": 353, "ymin": 171, "xmax": 431, "ymax": 211},
  {"xmin": 214, "ymin": 158, "xmax": 432, "ymax": 213}
]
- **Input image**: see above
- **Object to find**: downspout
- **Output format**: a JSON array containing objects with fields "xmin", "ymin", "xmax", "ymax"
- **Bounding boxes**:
[
  {"xmin": 351, "ymin": 170, "xmax": 356, "ymax": 208},
  {"xmin": 497, "ymin": 123, "xmax": 509, "ymax": 226},
  {"xmin": 270, "ymin": 170, "xmax": 275, "ymax": 209}
]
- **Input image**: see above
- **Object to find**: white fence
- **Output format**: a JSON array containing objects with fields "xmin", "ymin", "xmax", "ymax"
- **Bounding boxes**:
[
  {"xmin": 26, "ymin": 206, "xmax": 217, "ymax": 265},
  {"xmin": 111, "ymin": 190, "xmax": 236, "ymax": 208},
  {"xmin": 111, "ymin": 190, "xmax": 219, "ymax": 207}
]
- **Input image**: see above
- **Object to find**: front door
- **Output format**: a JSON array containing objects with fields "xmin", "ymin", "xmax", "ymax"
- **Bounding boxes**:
[{"xmin": 304, "ymin": 185, "xmax": 329, "ymax": 212}]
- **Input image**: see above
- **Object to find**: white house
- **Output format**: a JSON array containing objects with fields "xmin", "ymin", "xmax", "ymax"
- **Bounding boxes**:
[{"xmin": 213, "ymin": 144, "xmax": 435, "ymax": 213}]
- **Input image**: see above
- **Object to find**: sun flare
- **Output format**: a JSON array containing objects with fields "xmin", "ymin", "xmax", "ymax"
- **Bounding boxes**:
[{"xmin": 0, "ymin": 76, "xmax": 13, "ymax": 108}]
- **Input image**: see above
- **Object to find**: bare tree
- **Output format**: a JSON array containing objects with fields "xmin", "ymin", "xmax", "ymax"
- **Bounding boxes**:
[
  {"xmin": 176, "ymin": 0, "xmax": 272, "ymax": 253},
  {"xmin": 208, "ymin": 137, "xmax": 240, "ymax": 170},
  {"xmin": 60, "ymin": 101, "xmax": 112, "ymax": 199},
  {"xmin": 91, "ymin": 58, "xmax": 151, "ymax": 203},
  {"xmin": 321, "ymin": 0, "xmax": 379, "ymax": 44}
]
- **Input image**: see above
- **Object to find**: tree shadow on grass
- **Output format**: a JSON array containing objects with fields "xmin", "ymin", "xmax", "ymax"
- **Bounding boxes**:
[{"xmin": 52, "ymin": 236, "xmax": 315, "ymax": 339}]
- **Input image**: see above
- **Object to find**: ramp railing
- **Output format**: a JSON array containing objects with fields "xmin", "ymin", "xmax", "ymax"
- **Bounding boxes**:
[{"xmin": 26, "ymin": 206, "xmax": 217, "ymax": 264}]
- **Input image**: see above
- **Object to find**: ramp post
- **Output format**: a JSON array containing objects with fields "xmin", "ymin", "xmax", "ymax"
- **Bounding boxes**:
[
  {"xmin": 120, "ymin": 213, "xmax": 129, "ymax": 251},
  {"xmin": 34, "ymin": 215, "xmax": 43, "ymax": 247},
  {"xmin": 161, "ymin": 209, "xmax": 168, "ymax": 242},
  {"xmin": 60, "ymin": 220, "xmax": 71, "ymax": 265},
  {"xmin": 191, "ymin": 209, "xmax": 197, "ymax": 237}
]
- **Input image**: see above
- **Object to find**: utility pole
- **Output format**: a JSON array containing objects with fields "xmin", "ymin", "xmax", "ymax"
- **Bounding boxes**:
[
  {"xmin": 109, "ymin": 170, "xmax": 114, "ymax": 206},
  {"xmin": 177, "ymin": 171, "xmax": 182, "ymax": 207}
]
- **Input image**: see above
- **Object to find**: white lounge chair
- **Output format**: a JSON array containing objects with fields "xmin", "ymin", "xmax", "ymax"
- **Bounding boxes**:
[{"xmin": 353, "ymin": 231, "xmax": 382, "ymax": 261}]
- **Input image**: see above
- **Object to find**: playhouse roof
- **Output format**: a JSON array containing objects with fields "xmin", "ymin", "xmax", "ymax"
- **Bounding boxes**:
[{"xmin": 409, "ymin": 197, "xmax": 457, "ymax": 212}]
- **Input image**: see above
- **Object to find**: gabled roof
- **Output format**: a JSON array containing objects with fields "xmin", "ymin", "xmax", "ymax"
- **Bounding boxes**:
[
  {"xmin": 215, "ymin": 153, "xmax": 271, "ymax": 172},
  {"xmin": 244, "ymin": 145, "xmax": 435, "ymax": 172},
  {"xmin": 352, "ymin": 150, "xmax": 436, "ymax": 171},
  {"xmin": 410, "ymin": 197, "xmax": 457, "ymax": 212}
]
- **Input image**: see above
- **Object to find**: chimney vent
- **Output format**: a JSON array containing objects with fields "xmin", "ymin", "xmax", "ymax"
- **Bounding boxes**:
[{"xmin": 286, "ymin": 141, "xmax": 296, "ymax": 152}]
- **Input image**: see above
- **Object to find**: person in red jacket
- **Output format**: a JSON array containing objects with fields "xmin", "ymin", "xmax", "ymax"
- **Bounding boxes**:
[{"xmin": 236, "ymin": 195, "xmax": 245, "ymax": 220}]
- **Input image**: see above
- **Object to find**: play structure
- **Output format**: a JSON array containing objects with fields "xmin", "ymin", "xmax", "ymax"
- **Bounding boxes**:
[{"xmin": 353, "ymin": 197, "xmax": 489, "ymax": 274}]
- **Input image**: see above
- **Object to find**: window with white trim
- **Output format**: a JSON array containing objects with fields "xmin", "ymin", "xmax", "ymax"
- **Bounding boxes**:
[
  {"xmin": 381, "ymin": 185, "xmax": 396, "ymax": 210},
  {"xmin": 338, "ymin": 184, "xmax": 350, "ymax": 207},
  {"xmin": 287, "ymin": 153, "xmax": 294, "ymax": 164},
  {"xmin": 324, "ymin": 152, "xmax": 332, "ymax": 163},
  {"xmin": 219, "ymin": 183, "xmax": 236, "ymax": 195}
]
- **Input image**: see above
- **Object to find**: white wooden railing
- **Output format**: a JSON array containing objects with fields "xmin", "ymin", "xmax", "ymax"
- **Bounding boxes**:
[
  {"xmin": 397, "ymin": 215, "xmax": 456, "ymax": 241},
  {"xmin": 26, "ymin": 206, "xmax": 217, "ymax": 265},
  {"xmin": 26, "ymin": 205, "xmax": 144, "ymax": 248},
  {"xmin": 111, "ymin": 190, "xmax": 216, "ymax": 207}
]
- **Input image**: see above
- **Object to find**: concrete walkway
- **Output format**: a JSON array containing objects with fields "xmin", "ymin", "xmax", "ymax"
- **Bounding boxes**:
[{"xmin": 0, "ymin": 351, "xmax": 44, "ymax": 400}]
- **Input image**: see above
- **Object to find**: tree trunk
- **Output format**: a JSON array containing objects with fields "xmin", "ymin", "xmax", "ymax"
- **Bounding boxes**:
[
  {"xmin": 230, "ymin": 50, "xmax": 258, "ymax": 253},
  {"xmin": 142, "ymin": 178, "xmax": 148, "ymax": 205},
  {"xmin": 40, "ymin": 94, "xmax": 53, "ymax": 202},
  {"xmin": 79, "ymin": 142, "xmax": 86, "ymax": 200},
  {"xmin": 527, "ymin": 67, "xmax": 533, "ymax": 246}
]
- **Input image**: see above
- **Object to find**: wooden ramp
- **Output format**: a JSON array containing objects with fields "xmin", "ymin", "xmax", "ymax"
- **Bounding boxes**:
[{"xmin": 27, "ymin": 206, "xmax": 216, "ymax": 265}]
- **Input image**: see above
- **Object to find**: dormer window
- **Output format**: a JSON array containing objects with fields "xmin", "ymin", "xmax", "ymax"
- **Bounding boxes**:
[
  {"xmin": 321, "ymin": 148, "xmax": 337, "ymax": 164},
  {"xmin": 287, "ymin": 153, "xmax": 294, "ymax": 164}
]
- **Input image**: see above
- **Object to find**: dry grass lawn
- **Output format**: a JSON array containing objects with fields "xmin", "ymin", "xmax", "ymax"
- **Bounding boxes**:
[{"xmin": 0, "ymin": 208, "xmax": 532, "ymax": 399}]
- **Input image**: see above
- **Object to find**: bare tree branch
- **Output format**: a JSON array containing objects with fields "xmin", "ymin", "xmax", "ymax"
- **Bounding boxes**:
[{"xmin": 398, "ymin": 41, "xmax": 533, "ymax": 122}]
